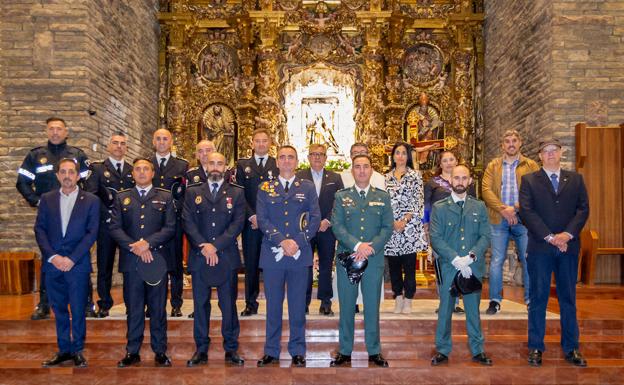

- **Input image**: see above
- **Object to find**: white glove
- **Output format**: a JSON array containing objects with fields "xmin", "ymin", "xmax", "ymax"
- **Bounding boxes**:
[
  {"xmin": 452, "ymin": 255, "xmax": 473, "ymax": 270},
  {"xmin": 271, "ymin": 246, "xmax": 301, "ymax": 262},
  {"xmin": 460, "ymin": 265, "xmax": 473, "ymax": 279}
]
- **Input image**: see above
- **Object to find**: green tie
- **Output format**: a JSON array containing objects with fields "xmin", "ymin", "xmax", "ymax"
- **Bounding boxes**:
[
  {"xmin": 457, "ymin": 201, "xmax": 464, "ymax": 208},
  {"xmin": 360, "ymin": 190, "xmax": 366, "ymax": 200}
]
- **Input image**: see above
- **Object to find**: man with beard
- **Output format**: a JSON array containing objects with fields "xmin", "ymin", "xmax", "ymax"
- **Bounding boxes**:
[
  {"xmin": 482, "ymin": 130, "xmax": 539, "ymax": 314},
  {"xmin": 182, "ymin": 152, "xmax": 246, "ymax": 367},
  {"xmin": 429, "ymin": 165, "xmax": 492, "ymax": 366}
]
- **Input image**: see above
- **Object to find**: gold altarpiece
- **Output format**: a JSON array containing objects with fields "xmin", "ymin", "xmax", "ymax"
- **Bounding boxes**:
[{"xmin": 158, "ymin": 0, "xmax": 484, "ymax": 172}]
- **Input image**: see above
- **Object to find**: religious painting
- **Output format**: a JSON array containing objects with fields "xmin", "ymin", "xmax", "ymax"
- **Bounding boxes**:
[
  {"xmin": 199, "ymin": 104, "xmax": 237, "ymax": 167},
  {"xmin": 198, "ymin": 43, "xmax": 238, "ymax": 82},
  {"xmin": 403, "ymin": 43, "xmax": 444, "ymax": 84},
  {"xmin": 405, "ymin": 92, "xmax": 445, "ymax": 170}
]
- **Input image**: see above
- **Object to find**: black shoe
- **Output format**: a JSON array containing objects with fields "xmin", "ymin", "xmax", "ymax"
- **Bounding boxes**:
[
  {"xmin": 330, "ymin": 353, "xmax": 351, "ymax": 367},
  {"xmin": 257, "ymin": 354, "xmax": 279, "ymax": 367},
  {"xmin": 170, "ymin": 307, "xmax": 182, "ymax": 317},
  {"xmin": 118, "ymin": 353, "xmax": 141, "ymax": 368},
  {"xmin": 85, "ymin": 303, "xmax": 97, "ymax": 318},
  {"xmin": 319, "ymin": 303, "xmax": 334, "ymax": 316},
  {"xmin": 435, "ymin": 307, "xmax": 439, "ymax": 314},
  {"xmin": 73, "ymin": 352, "xmax": 88, "ymax": 367},
  {"xmin": 368, "ymin": 353, "xmax": 389, "ymax": 367},
  {"xmin": 186, "ymin": 352, "xmax": 208, "ymax": 367},
  {"xmin": 527, "ymin": 349, "xmax": 542, "ymax": 367},
  {"xmin": 453, "ymin": 306, "xmax": 465, "ymax": 314},
  {"xmin": 355, "ymin": 305, "xmax": 360, "ymax": 313},
  {"xmin": 305, "ymin": 306, "xmax": 309, "ymax": 315},
  {"xmin": 431, "ymin": 352, "xmax": 449, "ymax": 366},
  {"xmin": 291, "ymin": 355, "xmax": 306, "ymax": 367},
  {"xmin": 42, "ymin": 352, "xmax": 73, "ymax": 367},
  {"xmin": 145, "ymin": 309, "xmax": 151, "ymax": 318},
  {"xmin": 472, "ymin": 352, "xmax": 492, "ymax": 366},
  {"xmin": 240, "ymin": 306, "xmax": 257, "ymax": 317},
  {"xmin": 225, "ymin": 351, "xmax": 244, "ymax": 366},
  {"xmin": 155, "ymin": 353, "xmax": 172, "ymax": 367},
  {"xmin": 96, "ymin": 309, "xmax": 109, "ymax": 318},
  {"xmin": 188, "ymin": 312, "xmax": 194, "ymax": 319},
  {"xmin": 486, "ymin": 301, "xmax": 500, "ymax": 315},
  {"xmin": 565, "ymin": 349, "xmax": 587, "ymax": 367},
  {"xmin": 31, "ymin": 305, "xmax": 50, "ymax": 320}
]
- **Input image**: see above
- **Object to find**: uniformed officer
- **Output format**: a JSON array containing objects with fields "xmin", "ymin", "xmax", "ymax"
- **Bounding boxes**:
[
  {"xmin": 85, "ymin": 132, "xmax": 135, "ymax": 318},
  {"xmin": 182, "ymin": 152, "xmax": 246, "ymax": 367},
  {"xmin": 429, "ymin": 165, "xmax": 492, "ymax": 366},
  {"xmin": 330, "ymin": 154, "xmax": 394, "ymax": 368},
  {"xmin": 186, "ymin": 140, "xmax": 233, "ymax": 186},
  {"xmin": 256, "ymin": 145, "xmax": 321, "ymax": 368},
  {"xmin": 151, "ymin": 128, "xmax": 189, "ymax": 317},
  {"xmin": 109, "ymin": 158, "xmax": 176, "ymax": 368},
  {"xmin": 235, "ymin": 128, "xmax": 279, "ymax": 316},
  {"xmin": 16, "ymin": 116, "xmax": 92, "ymax": 320}
]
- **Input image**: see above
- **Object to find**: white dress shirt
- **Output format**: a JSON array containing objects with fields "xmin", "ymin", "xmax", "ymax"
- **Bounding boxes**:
[{"xmin": 48, "ymin": 186, "xmax": 79, "ymax": 262}]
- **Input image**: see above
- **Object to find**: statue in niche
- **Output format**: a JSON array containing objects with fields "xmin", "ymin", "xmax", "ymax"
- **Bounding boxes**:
[
  {"xmin": 306, "ymin": 114, "xmax": 340, "ymax": 155},
  {"xmin": 200, "ymin": 104, "xmax": 237, "ymax": 166},
  {"xmin": 406, "ymin": 92, "xmax": 444, "ymax": 170},
  {"xmin": 199, "ymin": 44, "xmax": 235, "ymax": 82}
]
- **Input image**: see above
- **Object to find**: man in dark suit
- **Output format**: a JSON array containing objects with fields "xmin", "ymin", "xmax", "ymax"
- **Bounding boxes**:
[
  {"xmin": 256, "ymin": 145, "xmax": 321, "ymax": 368},
  {"xmin": 235, "ymin": 128, "xmax": 279, "ymax": 316},
  {"xmin": 182, "ymin": 152, "xmax": 246, "ymax": 367},
  {"xmin": 519, "ymin": 138, "xmax": 589, "ymax": 368},
  {"xmin": 35, "ymin": 158, "xmax": 100, "ymax": 367},
  {"xmin": 296, "ymin": 143, "xmax": 344, "ymax": 315},
  {"xmin": 109, "ymin": 158, "xmax": 177, "ymax": 368},
  {"xmin": 151, "ymin": 128, "xmax": 189, "ymax": 317},
  {"xmin": 85, "ymin": 132, "xmax": 135, "ymax": 318}
]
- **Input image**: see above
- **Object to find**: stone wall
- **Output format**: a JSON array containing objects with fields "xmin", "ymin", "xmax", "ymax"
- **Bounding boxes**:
[{"xmin": 0, "ymin": 1, "xmax": 159, "ymax": 285}]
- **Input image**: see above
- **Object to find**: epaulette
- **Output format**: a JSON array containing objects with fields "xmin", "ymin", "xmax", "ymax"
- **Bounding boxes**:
[
  {"xmin": 337, "ymin": 187, "xmax": 350, "ymax": 193},
  {"xmin": 175, "ymin": 156, "xmax": 189, "ymax": 163},
  {"xmin": 187, "ymin": 166, "xmax": 199, "ymax": 172},
  {"xmin": 230, "ymin": 182, "xmax": 243, "ymax": 189},
  {"xmin": 186, "ymin": 182, "xmax": 203, "ymax": 189},
  {"xmin": 117, "ymin": 188, "xmax": 133, "ymax": 195},
  {"xmin": 90, "ymin": 160, "xmax": 105, "ymax": 165},
  {"xmin": 155, "ymin": 187, "xmax": 170, "ymax": 192}
]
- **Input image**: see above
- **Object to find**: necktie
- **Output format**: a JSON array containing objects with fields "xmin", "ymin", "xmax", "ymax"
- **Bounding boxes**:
[
  {"xmin": 159, "ymin": 157, "xmax": 166, "ymax": 172},
  {"xmin": 457, "ymin": 201, "xmax": 464, "ymax": 208},
  {"xmin": 360, "ymin": 190, "xmax": 366, "ymax": 200},
  {"xmin": 211, "ymin": 183, "xmax": 219, "ymax": 199},
  {"xmin": 258, "ymin": 157, "xmax": 264, "ymax": 168},
  {"xmin": 284, "ymin": 181, "xmax": 290, "ymax": 192},
  {"xmin": 550, "ymin": 173, "xmax": 559, "ymax": 192},
  {"xmin": 140, "ymin": 189, "xmax": 146, "ymax": 198},
  {"xmin": 116, "ymin": 162, "xmax": 122, "ymax": 175}
]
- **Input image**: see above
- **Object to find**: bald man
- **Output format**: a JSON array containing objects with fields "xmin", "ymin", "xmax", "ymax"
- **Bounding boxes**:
[{"xmin": 186, "ymin": 140, "xmax": 233, "ymax": 186}]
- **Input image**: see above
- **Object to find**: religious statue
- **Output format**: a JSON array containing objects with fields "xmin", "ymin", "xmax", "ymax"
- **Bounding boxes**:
[
  {"xmin": 406, "ymin": 92, "xmax": 444, "ymax": 170},
  {"xmin": 201, "ymin": 104, "xmax": 237, "ymax": 166},
  {"xmin": 199, "ymin": 44, "xmax": 235, "ymax": 82}
]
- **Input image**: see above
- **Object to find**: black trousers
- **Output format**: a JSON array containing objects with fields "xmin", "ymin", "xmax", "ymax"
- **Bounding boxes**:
[
  {"xmin": 96, "ymin": 220, "xmax": 118, "ymax": 310},
  {"xmin": 241, "ymin": 224, "xmax": 263, "ymax": 310},
  {"xmin": 387, "ymin": 253, "xmax": 417, "ymax": 299},
  {"xmin": 306, "ymin": 231, "xmax": 336, "ymax": 307}
]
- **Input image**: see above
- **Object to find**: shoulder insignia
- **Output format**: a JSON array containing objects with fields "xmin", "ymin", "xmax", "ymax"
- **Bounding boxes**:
[
  {"xmin": 176, "ymin": 157, "xmax": 189, "ymax": 163},
  {"xmin": 155, "ymin": 187, "xmax": 170, "ymax": 192},
  {"xmin": 230, "ymin": 182, "xmax": 243, "ymax": 189},
  {"xmin": 186, "ymin": 182, "xmax": 202, "ymax": 188},
  {"xmin": 188, "ymin": 166, "xmax": 199, "ymax": 172}
]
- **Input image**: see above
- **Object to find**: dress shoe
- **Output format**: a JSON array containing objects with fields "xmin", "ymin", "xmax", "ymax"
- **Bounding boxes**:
[
  {"xmin": 73, "ymin": 352, "xmax": 88, "ymax": 367},
  {"xmin": 96, "ymin": 309, "xmax": 109, "ymax": 318},
  {"xmin": 355, "ymin": 304, "xmax": 360, "ymax": 313},
  {"xmin": 85, "ymin": 304, "xmax": 97, "ymax": 318},
  {"xmin": 224, "ymin": 351, "xmax": 244, "ymax": 366},
  {"xmin": 330, "ymin": 353, "xmax": 351, "ymax": 367},
  {"xmin": 472, "ymin": 352, "xmax": 492, "ymax": 366},
  {"xmin": 186, "ymin": 352, "xmax": 208, "ymax": 367},
  {"xmin": 118, "ymin": 353, "xmax": 141, "ymax": 368},
  {"xmin": 527, "ymin": 349, "xmax": 542, "ymax": 367},
  {"xmin": 31, "ymin": 305, "xmax": 50, "ymax": 320},
  {"xmin": 240, "ymin": 306, "xmax": 257, "ymax": 317},
  {"xmin": 319, "ymin": 303, "xmax": 334, "ymax": 316},
  {"xmin": 485, "ymin": 300, "xmax": 500, "ymax": 315},
  {"xmin": 565, "ymin": 349, "xmax": 587, "ymax": 367},
  {"xmin": 453, "ymin": 306, "xmax": 465, "ymax": 314},
  {"xmin": 42, "ymin": 352, "xmax": 73, "ymax": 367},
  {"xmin": 188, "ymin": 312, "xmax": 194, "ymax": 319},
  {"xmin": 170, "ymin": 307, "xmax": 182, "ymax": 317},
  {"xmin": 291, "ymin": 355, "xmax": 306, "ymax": 367},
  {"xmin": 155, "ymin": 353, "xmax": 172, "ymax": 367},
  {"xmin": 431, "ymin": 352, "xmax": 449, "ymax": 366},
  {"xmin": 257, "ymin": 354, "xmax": 279, "ymax": 367},
  {"xmin": 368, "ymin": 353, "xmax": 389, "ymax": 367}
]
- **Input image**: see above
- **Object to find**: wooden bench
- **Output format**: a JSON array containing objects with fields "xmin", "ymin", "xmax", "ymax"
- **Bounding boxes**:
[
  {"xmin": 0, "ymin": 251, "xmax": 39, "ymax": 295},
  {"xmin": 580, "ymin": 230, "xmax": 624, "ymax": 285}
]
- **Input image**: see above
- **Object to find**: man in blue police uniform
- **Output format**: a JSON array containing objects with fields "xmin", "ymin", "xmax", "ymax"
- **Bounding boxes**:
[
  {"xmin": 182, "ymin": 152, "xmax": 246, "ymax": 367},
  {"xmin": 186, "ymin": 140, "xmax": 233, "ymax": 186},
  {"xmin": 151, "ymin": 128, "xmax": 189, "ymax": 317},
  {"xmin": 109, "ymin": 158, "xmax": 176, "ymax": 368},
  {"xmin": 35, "ymin": 158, "xmax": 100, "ymax": 368},
  {"xmin": 256, "ymin": 145, "xmax": 321, "ymax": 367},
  {"xmin": 235, "ymin": 128, "xmax": 279, "ymax": 316},
  {"xmin": 296, "ymin": 143, "xmax": 344, "ymax": 315},
  {"xmin": 16, "ymin": 116, "xmax": 92, "ymax": 320},
  {"xmin": 85, "ymin": 132, "xmax": 135, "ymax": 318}
]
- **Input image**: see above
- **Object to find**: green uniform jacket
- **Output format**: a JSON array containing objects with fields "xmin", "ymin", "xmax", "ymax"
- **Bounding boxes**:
[
  {"xmin": 429, "ymin": 195, "xmax": 491, "ymax": 279},
  {"xmin": 331, "ymin": 186, "xmax": 394, "ymax": 269}
]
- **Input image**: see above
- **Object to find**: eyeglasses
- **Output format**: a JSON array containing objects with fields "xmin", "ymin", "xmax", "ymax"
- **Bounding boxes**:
[{"xmin": 309, "ymin": 152, "xmax": 326, "ymax": 157}]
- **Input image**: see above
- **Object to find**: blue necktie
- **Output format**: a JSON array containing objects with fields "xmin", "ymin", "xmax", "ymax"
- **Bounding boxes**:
[
  {"xmin": 211, "ymin": 183, "xmax": 219, "ymax": 199},
  {"xmin": 284, "ymin": 181, "xmax": 290, "ymax": 193},
  {"xmin": 140, "ymin": 189, "xmax": 146, "ymax": 198},
  {"xmin": 550, "ymin": 174, "xmax": 559, "ymax": 192}
]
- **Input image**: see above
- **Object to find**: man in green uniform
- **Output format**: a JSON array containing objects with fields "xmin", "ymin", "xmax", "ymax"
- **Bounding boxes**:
[
  {"xmin": 330, "ymin": 154, "xmax": 394, "ymax": 368},
  {"xmin": 429, "ymin": 165, "xmax": 492, "ymax": 366}
]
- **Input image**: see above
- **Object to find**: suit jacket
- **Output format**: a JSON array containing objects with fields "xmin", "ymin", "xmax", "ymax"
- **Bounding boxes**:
[
  {"xmin": 108, "ymin": 187, "xmax": 177, "ymax": 272},
  {"xmin": 34, "ymin": 189, "xmax": 100, "ymax": 273},
  {"xmin": 152, "ymin": 155, "xmax": 189, "ymax": 206},
  {"xmin": 235, "ymin": 156, "xmax": 279, "ymax": 219},
  {"xmin": 182, "ymin": 181, "xmax": 246, "ymax": 272},
  {"xmin": 429, "ymin": 195, "xmax": 490, "ymax": 279},
  {"xmin": 519, "ymin": 169, "xmax": 589, "ymax": 256},
  {"xmin": 296, "ymin": 168, "xmax": 344, "ymax": 222},
  {"xmin": 85, "ymin": 159, "xmax": 134, "ymax": 221},
  {"xmin": 257, "ymin": 177, "xmax": 321, "ymax": 269},
  {"xmin": 331, "ymin": 187, "xmax": 394, "ymax": 269}
]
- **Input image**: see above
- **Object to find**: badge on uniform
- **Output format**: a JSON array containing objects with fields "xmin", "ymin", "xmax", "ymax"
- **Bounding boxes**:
[
  {"xmin": 226, "ymin": 197, "xmax": 233, "ymax": 209},
  {"xmin": 244, "ymin": 166, "xmax": 252, "ymax": 174},
  {"xmin": 39, "ymin": 157, "xmax": 47, "ymax": 164},
  {"xmin": 195, "ymin": 195, "xmax": 202, "ymax": 205},
  {"xmin": 369, "ymin": 201, "xmax": 385, "ymax": 206},
  {"xmin": 299, "ymin": 212, "xmax": 309, "ymax": 231},
  {"xmin": 193, "ymin": 175, "xmax": 200, "ymax": 183},
  {"xmin": 104, "ymin": 170, "xmax": 110, "ymax": 178},
  {"xmin": 342, "ymin": 197, "xmax": 355, "ymax": 207},
  {"xmin": 123, "ymin": 197, "xmax": 131, "ymax": 206},
  {"xmin": 268, "ymin": 170, "xmax": 273, "ymax": 180}
]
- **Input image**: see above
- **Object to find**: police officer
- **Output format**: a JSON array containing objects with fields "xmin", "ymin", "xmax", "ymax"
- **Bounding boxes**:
[
  {"xmin": 182, "ymin": 152, "xmax": 246, "ymax": 367},
  {"xmin": 85, "ymin": 132, "xmax": 135, "ymax": 318},
  {"xmin": 256, "ymin": 145, "xmax": 321, "ymax": 368},
  {"xmin": 235, "ymin": 128, "xmax": 279, "ymax": 316},
  {"xmin": 151, "ymin": 128, "xmax": 188, "ymax": 317},
  {"xmin": 109, "ymin": 158, "xmax": 176, "ymax": 368},
  {"xmin": 186, "ymin": 140, "xmax": 233, "ymax": 186},
  {"xmin": 16, "ymin": 116, "xmax": 92, "ymax": 320}
]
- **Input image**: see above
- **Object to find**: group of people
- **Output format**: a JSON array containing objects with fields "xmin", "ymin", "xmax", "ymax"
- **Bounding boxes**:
[{"xmin": 17, "ymin": 118, "xmax": 589, "ymax": 370}]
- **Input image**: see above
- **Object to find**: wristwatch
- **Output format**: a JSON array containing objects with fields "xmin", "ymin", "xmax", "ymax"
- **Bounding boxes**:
[{"xmin": 469, "ymin": 252, "xmax": 477, "ymax": 261}]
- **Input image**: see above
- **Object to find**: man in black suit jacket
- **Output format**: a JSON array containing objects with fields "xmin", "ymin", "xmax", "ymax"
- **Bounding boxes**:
[
  {"xmin": 296, "ymin": 144, "xmax": 344, "ymax": 315},
  {"xmin": 519, "ymin": 138, "xmax": 589, "ymax": 368},
  {"xmin": 235, "ymin": 128, "xmax": 279, "ymax": 316},
  {"xmin": 151, "ymin": 128, "xmax": 189, "ymax": 317}
]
